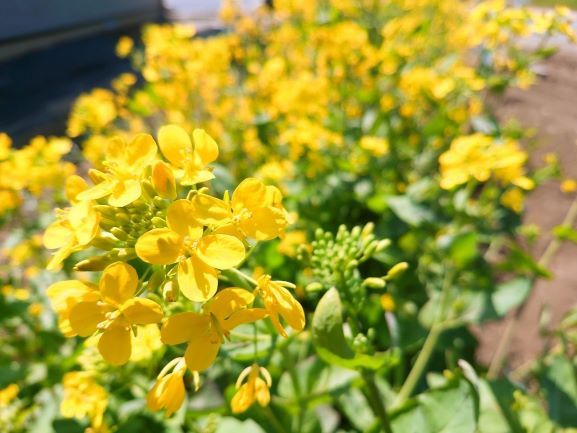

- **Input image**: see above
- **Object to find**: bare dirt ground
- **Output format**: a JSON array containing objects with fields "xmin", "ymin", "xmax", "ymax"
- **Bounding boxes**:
[{"xmin": 475, "ymin": 44, "xmax": 577, "ymax": 370}]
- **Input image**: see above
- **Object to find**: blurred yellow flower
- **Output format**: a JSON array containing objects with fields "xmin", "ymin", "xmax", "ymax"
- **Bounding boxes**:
[{"xmin": 231, "ymin": 364, "xmax": 272, "ymax": 413}]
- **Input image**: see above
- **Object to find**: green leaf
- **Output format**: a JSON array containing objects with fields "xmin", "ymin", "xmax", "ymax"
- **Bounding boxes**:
[
  {"xmin": 391, "ymin": 378, "xmax": 479, "ymax": 433},
  {"xmin": 312, "ymin": 288, "xmax": 397, "ymax": 370},
  {"xmin": 449, "ymin": 232, "xmax": 479, "ymax": 268},
  {"xmin": 387, "ymin": 196, "xmax": 434, "ymax": 226},
  {"xmin": 538, "ymin": 354, "xmax": 577, "ymax": 427},
  {"xmin": 553, "ymin": 225, "xmax": 577, "ymax": 244},
  {"xmin": 214, "ymin": 418, "xmax": 266, "ymax": 433},
  {"xmin": 490, "ymin": 278, "xmax": 532, "ymax": 318}
]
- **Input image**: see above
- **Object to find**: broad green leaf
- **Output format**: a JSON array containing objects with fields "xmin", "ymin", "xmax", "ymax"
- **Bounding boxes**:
[
  {"xmin": 491, "ymin": 278, "xmax": 532, "ymax": 318},
  {"xmin": 391, "ymin": 378, "xmax": 479, "ymax": 433},
  {"xmin": 312, "ymin": 288, "xmax": 398, "ymax": 370},
  {"xmin": 215, "ymin": 418, "xmax": 266, "ymax": 433},
  {"xmin": 538, "ymin": 354, "xmax": 577, "ymax": 427},
  {"xmin": 449, "ymin": 232, "xmax": 479, "ymax": 268}
]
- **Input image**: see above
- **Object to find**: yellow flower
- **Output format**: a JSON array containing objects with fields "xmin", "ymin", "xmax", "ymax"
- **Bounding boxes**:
[
  {"xmin": 116, "ymin": 36, "xmax": 134, "ymax": 58},
  {"xmin": 77, "ymin": 133, "xmax": 157, "ymax": 207},
  {"xmin": 439, "ymin": 134, "xmax": 493, "ymax": 189},
  {"xmin": 47, "ymin": 280, "xmax": 98, "ymax": 336},
  {"xmin": 190, "ymin": 178, "xmax": 288, "ymax": 241},
  {"xmin": 380, "ymin": 293, "xmax": 396, "ymax": 312},
  {"xmin": 255, "ymin": 275, "xmax": 305, "ymax": 337},
  {"xmin": 231, "ymin": 364, "xmax": 272, "ymax": 414},
  {"xmin": 0, "ymin": 132, "xmax": 11, "ymax": 160},
  {"xmin": 61, "ymin": 372, "xmax": 108, "ymax": 432},
  {"xmin": 500, "ymin": 188, "xmax": 525, "ymax": 213},
  {"xmin": 147, "ymin": 358, "xmax": 190, "ymax": 416},
  {"xmin": 43, "ymin": 201, "xmax": 101, "ymax": 270},
  {"xmin": 130, "ymin": 324, "xmax": 163, "ymax": 362},
  {"xmin": 158, "ymin": 125, "xmax": 218, "ymax": 186},
  {"xmin": 561, "ymin": 179, "xmax": 577, "ymax": 194},
  {"xmin": 0, "ymin": 384, "xmax": 19, "ymax": 406},
  {"xmin": 135, "ymin": 200, "xmax": 245, "ymax": 302},
  {"xmin": 360, "ymin": 136, "xmax": 389, "ymax": 157},
  {"xmin": 68, "ymin": 262, "xmax": 164, "ymax": 365},
  {"xmin": 161, "ymin": 288, "xmax": 266, "ymax": 371},
  {"xmin": 151, "ymin": 160, "xmax": 177, "ymax": 199}
]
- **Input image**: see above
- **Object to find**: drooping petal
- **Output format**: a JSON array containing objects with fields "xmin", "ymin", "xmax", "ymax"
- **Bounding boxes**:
[
  {"xmin": 69, "ymin": 301, "xmax": 107, "ymax": 337},
  {"xmin": 231, "ymin": 383, "xmax": 254, "ymax": 414},
  {"xmin": 197, "ymin": 234, "xmax": 245, "ymax": 270},
  {"xmin": 147, "ymin": 373, "xmax": 185, "ymax": 416},
  {"xmin": 184, "ymin": 330, "xmax": 220, "ymax": 372},
  {"xmin": 161, "ymin": 312, "xmax": 209, "ymax": 345},
  {"xmin": 254, "ymin": 378, "xmax": 271, "ymax": 407},
  {"xmin": 121, "ymin": 298, "xmax": 163, "ymax": 325},
  {"xmin": 135, "ymin": 228, "xmax": 182, "ymax": 265},
  {"xmin": 108, "ymin": 179, "xmax": 142, "ymax": 207},
  {"xmin": 231, "ymin": 178, "xmax": 267, "ymax": 213},
  {"xmin": 46, "ymin": 280, "xmax": 96, "ymax": 313},
  {"xmin": 99, "ymin": 262, "xmax": 138, "ymax": 306},
  {"xmin": 189, "ymin": 194, "xmax": 230, "ymax": 225},
  {"xmin": 177, "ymin": 256, "xmax": 218, "ymax": 302},
  {"xmin": 192, "ymin": 129, "xmax": 219, "ymax": 165},
  {"xmin": 98, "ymin": 326, "xmax": 132, "ymax": 365},
  {"xmin": 239, "ymin": 207, "xmax": 287, "ymax": 240},
  {"xmin": 65, "ymin": 175, "xmax": 88, "ymax": 203},
  {"xmin": 223, "ymin": 308, "xmax": 267, "ymax": 331},
  {"xmin": 166, "ymin": 200, "xmax": 203, "ymax": 240},
  {"xmin": 158, "ymin": 125, "xmax": 190, "ymax": 167}
]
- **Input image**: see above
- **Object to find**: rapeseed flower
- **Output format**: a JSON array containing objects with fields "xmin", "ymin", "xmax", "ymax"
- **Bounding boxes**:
[{"xmin": 231, "ymin": 364, "xmax": 272, "ymax": 413}]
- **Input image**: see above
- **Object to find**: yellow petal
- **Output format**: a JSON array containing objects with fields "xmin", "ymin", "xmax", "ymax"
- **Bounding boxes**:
[
  {"xmin": 43, "ymin": 221, "xmax": 72, "ymax": 249},
  {"xmin": 98, "ymin": 326, "xmax": 132, "ymax": 365},
  {"xmin": 126, "ymin": 133, "xmax": 157, "ymax": 171},
  {"xmin": 147, "ymin": 373, "xmax": 185, "ymax": 416},
  {"xmin": 100, "ymin": 262, "xmax": 138, "ymax": 306},
  {"xmin": 76, "ymin": 178, "xmax": 115, "ymax": 201},
  {"xmin": 166, "ymin": 200, "xmax": 203, "ymax": 239},
  {"xmin": 158, "ymin": 125, "xmax": 190, "ymax": 167},
  {"xmin": 184, "ymin": 330, "xmax": 220, "ymax": 371},
  {"xmin": 239, "ymin": 207, "xmax": 287, "ymax": 240},
  {"xmin": 192, "ymin": 129, "xmax": 219, "ymax": 165},
  {"xmin": 207, "ymin": 288, "xmax": 254, "ymax": 321},
  {"xmin": 161, "ymin": 312, "xmax": 208, "ymax": 345},
  {"xmin": 69, "ymin": 301, "xmax": 106, "ymax": 337},
  {"xmin": 231, "ymin": 383, "xmax": 254, "ymax": 414},
  {"xmin": 178, "ymin": 256, "xmax": 218, "ymax": 302},
  {"xmin": 231, "ymin": 178, "xmax": 267, "ymax": 213},
  {"xmin": 121, "ymin": 298, "xmax": 163, "ymax": 325},
  {"xmin": 65, "ymin": 175, "xmax": 88, "ymax": 203},
  {"xmin": 108, "ymin": 179, "xmax": 142, "ymax": 207},
  {"xmin": 254, "ymin": 378, "xmax": 271, "ymax": 407},
  {"xmin": 189, "ymin": 194, "xmax": 230, "ymax": 225},
  {"xmin": 197, "ymin": 234, "xmax": 245, "ymax": 269},
  {"xmin": 223, "ymin": 308, "xmax": 267, "ymax": 331},
  {"xmin": 46, "ymin": 280, "xmax": 95, "ymax": 313},
  {"xmin": 135, "ymin": 228, "xmax": 182, "ymax": 265}
]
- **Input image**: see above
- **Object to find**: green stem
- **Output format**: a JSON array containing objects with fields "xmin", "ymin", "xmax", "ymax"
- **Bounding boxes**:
[
  {"xmin": 263, "ymin": 406, "xmax": 289, "ymax": 433},
  {"xmin": 395, "ymin": 266, "xmax": 454, "ymax": 405},
  {"xmin": 362, "ymin": 370, "xmax": 394, "ymax": 433}
]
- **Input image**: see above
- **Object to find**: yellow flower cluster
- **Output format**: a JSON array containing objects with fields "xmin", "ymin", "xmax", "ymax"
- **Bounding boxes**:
[
  {"xmin": 0, "ymin": 133, "xmax": 75, "ymax": 217},
  {"xmin": 439, "ymin": 133, "xmax": 534, "ymax": 212},
  {"xmin": 44, "ymin": 126, "xmax": 305, "ymax": 421}
]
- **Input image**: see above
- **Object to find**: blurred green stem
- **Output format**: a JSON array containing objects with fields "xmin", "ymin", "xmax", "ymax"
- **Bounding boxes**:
[
  {"xmin": 362, "ymin": 370, "xmax": 394, "ymax": 433},
  {"xmin": 395, "ymin": 266, "xmax": 454, "ymax": 405}
]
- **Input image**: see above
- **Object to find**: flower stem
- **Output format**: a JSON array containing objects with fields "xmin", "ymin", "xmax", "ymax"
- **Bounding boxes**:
[{"xmin": 361, "ymin": 370, "xmax": 394, "ymax": 433}]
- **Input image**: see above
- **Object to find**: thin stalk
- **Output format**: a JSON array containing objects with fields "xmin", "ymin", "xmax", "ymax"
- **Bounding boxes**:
[
  {"xmin": 362, "ymin": 370, "xmax": 394, "ymax": 433},
  {"xmin": 487, "ymin": 195, "xmax": 577, "ymax": 379},
  {"xmin": 263, "ymin": 406, "xmax": 289, "ymax": 433},
  {"xmin": 395, "ymin": 266, "xmax": 454, "ymax": 405}
]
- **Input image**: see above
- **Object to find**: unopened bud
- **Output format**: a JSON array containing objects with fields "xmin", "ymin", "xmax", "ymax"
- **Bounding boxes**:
[
  {"xmin": 363, "ymin": 277, "xmax": 386, "ymax": 289},
  {"xmin": 163, "ymin": 280, "xmax": 179, "ymax": 302},
  {"xmin": 87, "ymin": 169, "xmax": 106, "ymax": 184},
  {"xmin": 74, "ymin": 256, "xmax": 110, "ymax": 271},
  {"xmin": 151, "ymin": 217, "xmax": 166, "ymax": 228},
  {"xmin": 375, "ymin": 239, "xmax": 391, "ymax": 252},
  {"xmin": 110, "ymin": 227, "xmax": 129, "ymax": 241},
  {"xmin": 91, "ymin": 235, "xmax": 117, "ymax": 250},
  {"xmin": 152, "ymin": 161, "xmax": 177, "ymax": 200},
  {"xmin": 141, "ymin": 180, "xmax": 157, "ymax": 199},
  {"xmin": 385, "ymin": 262, "xmax": 408, "ymax": 280},
  {"xmin": 305, "ymin": 282, "xmax": 323, "ymax": 292},
  {"xmin": 147, "ymin": 269, "xmax": 165, "ymax": 292}
]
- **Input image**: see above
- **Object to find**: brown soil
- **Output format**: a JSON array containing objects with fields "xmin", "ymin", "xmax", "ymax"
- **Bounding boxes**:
[{"xmin": 475, "ymin": 43, "xmax": 577, "ymax": 371}]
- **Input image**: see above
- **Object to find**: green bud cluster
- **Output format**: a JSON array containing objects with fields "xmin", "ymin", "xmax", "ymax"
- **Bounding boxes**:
[{"xmin": 302, "ymin": 223, "xmax": 390, "ymax": 298}]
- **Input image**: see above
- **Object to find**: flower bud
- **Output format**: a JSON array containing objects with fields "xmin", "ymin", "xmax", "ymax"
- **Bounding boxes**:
[
  {"xmin": 385, "ymin": 262, "xmax": 408, "ymax": 280},
  {"xmin": 74, "ymin": 256, "xmax": 111, "ymax": 271},
  {"xmin": 151, "ymin": 161, "xmax": 177, "ymax": 200},
  {"xmin": 363, "ymin": 277, "xmax": 386, "ymax": 289},
  {"xmin": 110, "ymin": 227, "xmax": 129, "ymax": 241},
  {"xmin": 305, "ymin": 282, "xmax": 324, "ymax": 292}
]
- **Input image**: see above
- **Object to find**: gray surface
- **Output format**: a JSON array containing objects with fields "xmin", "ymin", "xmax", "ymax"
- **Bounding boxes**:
[{"xmin": 0, "ymin": 0, "xmax": 161, "ymax": 41}]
